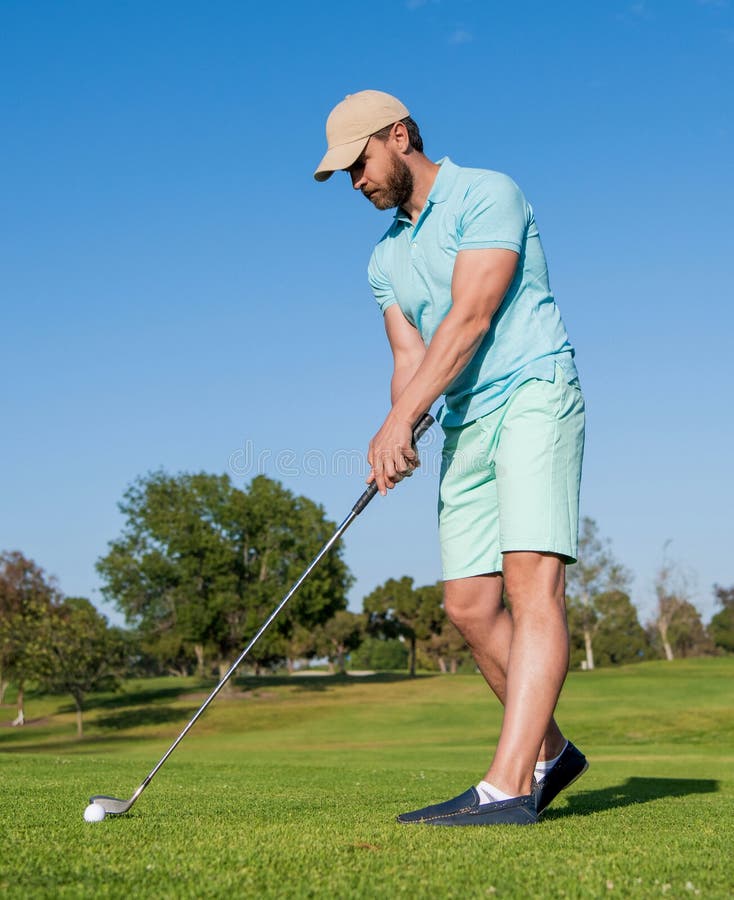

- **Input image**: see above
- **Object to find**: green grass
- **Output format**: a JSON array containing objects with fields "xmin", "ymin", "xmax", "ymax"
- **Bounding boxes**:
[{"xmin": 2, "ymin": 659, "xmax": 733, "ymax": 898}]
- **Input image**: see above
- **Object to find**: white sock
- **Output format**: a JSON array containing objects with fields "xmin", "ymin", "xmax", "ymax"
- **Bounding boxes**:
[
  {"xmin": 475, "ymin": 780, "xmax": 516, "ymax": 804},
  {"xmin": 534, "ymin": 740, "xmax": 568, "ymax": 784}
]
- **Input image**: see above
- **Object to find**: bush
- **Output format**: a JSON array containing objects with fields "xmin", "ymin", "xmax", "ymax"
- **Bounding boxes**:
[{"xmin": 350, "ymin": 637, "xmax": 408, "ymax": 671}]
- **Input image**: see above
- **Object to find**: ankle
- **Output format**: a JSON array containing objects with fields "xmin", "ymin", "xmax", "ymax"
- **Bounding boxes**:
[
  {"xmin": 483, "ymin": 770, "xmax": 532, "ymax": 798},
  {"xmin": 537, "ymin": 737, "xmax": 568, "ymax": 765},
  {"xmin": 538, "ymin": 734, "xmax": 567, "ymax": 762}
]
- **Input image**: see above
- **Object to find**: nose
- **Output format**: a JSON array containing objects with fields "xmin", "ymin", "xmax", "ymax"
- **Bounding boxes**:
[{"xmin": 350, "ymin": 167, "xmax": 366, "ymax": 190}]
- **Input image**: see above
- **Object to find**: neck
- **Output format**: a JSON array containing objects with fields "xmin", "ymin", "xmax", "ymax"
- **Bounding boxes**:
[{"xmin": 402, "ymin": 155, "xmax": 441, "ymax": 223}]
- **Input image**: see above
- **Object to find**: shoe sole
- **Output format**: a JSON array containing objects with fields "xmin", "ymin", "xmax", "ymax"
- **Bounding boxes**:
[{"xmin": 537, "ymin": 760, "xmax": 589, "ymax": 816}]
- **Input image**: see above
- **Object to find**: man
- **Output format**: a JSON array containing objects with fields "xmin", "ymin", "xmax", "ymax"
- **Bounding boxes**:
[{"xmin": 314, "ymin": 90, "xmax": 587, "ymax": 826}]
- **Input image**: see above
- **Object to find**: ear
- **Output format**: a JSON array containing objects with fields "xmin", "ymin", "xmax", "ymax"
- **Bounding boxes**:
[{"xmin": 391, "ymin": 121, "xmax": 411, "ymax": 154}]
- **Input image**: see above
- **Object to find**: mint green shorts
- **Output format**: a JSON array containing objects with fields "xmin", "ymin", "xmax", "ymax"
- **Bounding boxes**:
[{"xmin": 438, "ymin": 366, "xmax": 585, "ymax": 580}]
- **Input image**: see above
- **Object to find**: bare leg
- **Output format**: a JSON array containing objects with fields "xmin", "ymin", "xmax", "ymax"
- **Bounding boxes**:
[
  {"xmin": 444, "ymin": 570, "xmax": 566, "ymax": 764},
  {"xmin": 483, "ymin": 552, "xmax": 569, "ymax": 795}
]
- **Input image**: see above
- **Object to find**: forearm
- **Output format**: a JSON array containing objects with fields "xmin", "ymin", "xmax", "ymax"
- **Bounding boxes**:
[
  {"xmin": 391, "ymin": 360, "xmax": 424, "ymax": 405},
  {"xmin": 390, "ymin": 311, "xmax": 487, "ymax": 424}
]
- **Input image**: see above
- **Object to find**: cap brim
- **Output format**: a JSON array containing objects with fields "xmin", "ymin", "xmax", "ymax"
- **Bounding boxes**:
[{"xmin": 313, "ymin": 136, "xmax": 370, "ymax": 182}]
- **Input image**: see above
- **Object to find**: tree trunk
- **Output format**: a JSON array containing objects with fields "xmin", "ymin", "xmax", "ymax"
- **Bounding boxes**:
[
  {"xmin": 12, "ymin": 681, "xmax": 25, "ymax": 726},
  {"xmin": 583, "ymin": 627, "xmax": 595, "ymax": 670},
  {"xmin": 409, "ymin": 637, "xmax": 416, "ymax": 677},
  {"xmin": 194, "ymin": 644, "xmax": 206, "ymax": 677},
  {"xmin": 0, "ymin": 677, "xmax": 8, "ymax": 706},
  {"xmin": 658, "ymin": 622, "xmax": 675, "ymax": 660},
  {"xmin": 450, "ymin": 658, "xmax": 458, "ymax": 674},
  {"xmin": 74, "ymin": 695, "xmax": 84, "ymax": 737},
  {"xmin": 438, "ymin": 657, "xmax": 447, "ymax": 674},
  {"xmin": 335, "ymin": 649, "xmax": 346, "ymax": 675},
  {"xmin": 286, "ymin": 657, "xmax": 295, "ymax": 674}
]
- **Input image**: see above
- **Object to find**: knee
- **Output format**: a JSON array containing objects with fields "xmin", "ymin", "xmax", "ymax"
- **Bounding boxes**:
[
  {"xmin": 503, "ymin": 561, "xmax": 566, "ymax": 620},
  {"xmin": 443, "ymin": 592, "xmax": 473, "ymax": 632},
  {"xmin": 444, "ymin": 582, "xmax": 502, "ymax": 635}
]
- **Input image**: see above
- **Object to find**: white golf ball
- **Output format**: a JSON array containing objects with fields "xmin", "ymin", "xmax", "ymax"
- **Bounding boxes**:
[{"xmin": 83, "ymin": 802, "xmax": 106, "ymax": 823}]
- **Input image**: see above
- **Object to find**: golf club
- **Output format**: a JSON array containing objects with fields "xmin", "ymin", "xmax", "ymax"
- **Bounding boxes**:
[{"xmin": 89, "ymin": 412, "xmax": 434, "ymax": 816}]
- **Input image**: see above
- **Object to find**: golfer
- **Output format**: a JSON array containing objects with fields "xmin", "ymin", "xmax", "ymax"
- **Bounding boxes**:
[{"xmin": 315, "ymin": 91, "xmax": 587, "ymax": 826}]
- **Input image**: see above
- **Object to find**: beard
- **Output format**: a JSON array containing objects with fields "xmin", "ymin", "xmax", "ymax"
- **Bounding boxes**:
[{"xmin": 365, "ymin": 152, "xmax": 414, "ymax": 211}]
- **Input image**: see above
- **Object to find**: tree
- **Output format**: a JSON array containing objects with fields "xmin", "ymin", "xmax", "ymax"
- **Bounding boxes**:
[
  {"xmin": 591, "ymin": 591, "xmax": 649, "ymax": 666},
  {"xmin": 363, "ymin": 578, "xmax": 443, "ymax": 677},
  {"xmin": 283, "ymin": 624, "xmax": 317, "ymax": 674},
  {"xmin": 651, "ymin": 549, "xmax": 681, "ymax": 661},
  {"xmin": 351, "ymin": 637, "xmax": 408, "ymax": 671},
  {"xmin": 419, "ymin": 618, "xmax": 471, "ymax": 673},
  {"xmin": 138, "ymin": 628, "xmax": 199, "ymax": 678},
  {"xmin": 566, "ymin": 518, "xmax": 632, "ymax": 670},
  {"xmin": 665, "ymin": 600, "xmax": 713, "ymax": 658},
  {"xmin": 649, "ymin": 550, "xmax": 713, "ymax": 660},
  {"xmin": 39, "ymin": 598, "xmax": 127, "ymax": 736},
  {"xmin": 0, "ymin": 551, "xmax": 59, "ymax": 724},
  {"xmin": 709, "ymin": 584, "xmax": 734, "ymax": 653},
  {"xmin": 649, "ymin": 548, "xmax": 712, "ymax": 660},
  {"xmin": 313, "ymin": 610, "xmax": 365, "ymax": 674},
  {"xmin": 97, "ymin": 472, "xmax": 353, "ymax": 682}
]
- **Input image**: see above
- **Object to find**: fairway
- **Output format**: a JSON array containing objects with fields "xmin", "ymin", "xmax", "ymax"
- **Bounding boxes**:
[{"xmin": 2, "ymin": 659, "xmax": 733, "ymax": 898}]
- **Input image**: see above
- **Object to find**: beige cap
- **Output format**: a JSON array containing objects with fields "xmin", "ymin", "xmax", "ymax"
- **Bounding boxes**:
[{"xmin": 314, "ymin": 90, "xmax": 409, "ymax": 182}]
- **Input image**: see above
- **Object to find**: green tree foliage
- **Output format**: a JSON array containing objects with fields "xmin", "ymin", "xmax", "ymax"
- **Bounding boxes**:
[
  {"xmin": 97, "ymin": 472, "xmax": 352, "ymax": 680},
  {"xmin": 588, "ymin": 591, "xmax": 649, "ymax": 666},
  {"xmin": 350, "ymin": 637, "xmax": 408, "ymax": 671},
  {"xmin": 313, "ymin": 610, "xmax": 365, "ymax": 674},
  {"xmin": 363, "ymin": 578, "xmax": 443, "ymax": 677},
  {"xmin": 566, "ymin": 518, "xmax": 632, "ymax": 670},
  {"xmin": 647, "ymin": 599, "xmax": 714, "ymax": 660},
  {"xmin": 39, "ymin": 598, "xmax": 127, "ymax": 736},
  {"xmin": 282, "ymin": 624, "xmax": 318, "ymax": 674},
  {"xmin": 418, "ymin": 617, "xmax": 472, "ymax": 673},
  {"xmin": 666, "ymin": 600, "xmax": 714, "ymax": 658},
  {"xmin": 0, "ymin": 551, "xmax": 59, "ymax": 724},
  {"xmin": 709, "ymin": 584, "xmax": 734, "ymax": 653}
]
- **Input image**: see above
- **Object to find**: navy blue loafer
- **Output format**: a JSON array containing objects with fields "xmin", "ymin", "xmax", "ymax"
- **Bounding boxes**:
[
  {"xmin": 397, "ymin": 787, "xmax": 537, "ymax": 826},
  {"xmin": 534, "ymin": 741, "xmax": 589, "ymax": 814}
]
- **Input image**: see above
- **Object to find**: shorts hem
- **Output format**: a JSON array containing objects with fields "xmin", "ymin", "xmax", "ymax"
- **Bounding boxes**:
[
  {"xmin": 501, "ymin": 544, "xmax": 577, "ymax": 565},
  {"xmin": 442, "ymin": 564, "xmax": 502, "ymax": 581}
]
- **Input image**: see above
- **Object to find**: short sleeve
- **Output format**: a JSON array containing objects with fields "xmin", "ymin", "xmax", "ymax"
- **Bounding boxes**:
[
  {"xmin": 368, "ymin": 250, "xmax": 397, "ymax": 315},
  {"xmin": 457, "ymin": 174, "xmax": 529, "ymax": 253}
]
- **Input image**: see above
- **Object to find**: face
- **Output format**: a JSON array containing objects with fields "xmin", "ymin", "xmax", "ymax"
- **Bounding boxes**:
[{"xmin": 346, "ymin": 136, "xmax": 414, "ymax": 211}]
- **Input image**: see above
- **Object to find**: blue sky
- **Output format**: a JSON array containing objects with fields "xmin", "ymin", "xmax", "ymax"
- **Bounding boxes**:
[{"xmin": 2, "ymin": 0, "xmax": 732, "ymax": 627}]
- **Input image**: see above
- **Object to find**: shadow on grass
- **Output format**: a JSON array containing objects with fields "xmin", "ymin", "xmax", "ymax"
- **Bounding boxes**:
[
  {"xmin": 237, "ymin": 672, "xmax": 436, "ymax": 692},
  {"xmin": 70, "ymin": 685, "xmax": 207, "ymax": 714},
  {"xmin": 94, "ymin": 705, "xmax": 198, "ymax": 731},
  {"xmin": 545, "ymin": 776, "xmax": 719, "ymax": 819},
  {"xmin": 0, "ymin": 733, "xmax": 160, "ymax": 754},
  {"xmin": 63, "ymin": 671, "xmax": 433, "ymax": 714}
]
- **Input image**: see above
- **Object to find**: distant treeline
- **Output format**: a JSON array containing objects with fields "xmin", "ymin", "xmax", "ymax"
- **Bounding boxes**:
[{"xmin": 2, "ymin": 472, "xmax": 733, "ymax": 734}]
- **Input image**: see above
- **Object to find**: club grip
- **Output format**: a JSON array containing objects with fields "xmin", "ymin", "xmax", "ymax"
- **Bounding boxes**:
[
  {"xmin": 411, "ymin": 411, "xmax": 435, "ymax": 443},
  {"xmin": 351, "ymin": 412, "xmax": 435, "ymax": 515}
]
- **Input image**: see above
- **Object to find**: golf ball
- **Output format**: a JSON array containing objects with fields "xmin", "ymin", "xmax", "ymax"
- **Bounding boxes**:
[{"xmin": 83, "ymin": 802, "xmax": 106, "ymax": 823}]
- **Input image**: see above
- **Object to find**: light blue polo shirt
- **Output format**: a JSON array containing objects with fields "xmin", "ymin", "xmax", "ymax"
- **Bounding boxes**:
[{"xmin": 368, "ymin": 157, "xmax": 578, "ymax": 427}]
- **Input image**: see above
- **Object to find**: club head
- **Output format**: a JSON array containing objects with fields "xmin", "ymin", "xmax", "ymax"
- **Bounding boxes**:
[{"xmin": 89, "ymin": 795, "xmax": 135, "ymax": 815}]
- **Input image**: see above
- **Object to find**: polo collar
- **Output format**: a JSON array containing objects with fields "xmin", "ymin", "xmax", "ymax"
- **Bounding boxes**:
[
  {"xmin": 394, "ymin": 156, "xmax": 458, "ymax": 225},
  {"xmin": 427, "ymin": 156, "xmax": 457, "ymax": 204}
]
